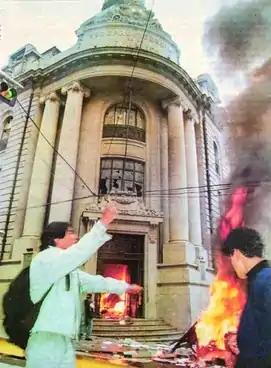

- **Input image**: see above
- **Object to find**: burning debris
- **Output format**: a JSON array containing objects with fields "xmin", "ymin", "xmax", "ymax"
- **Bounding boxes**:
[
  {"xmin": 86, "ymin": 1, "xmax": 271, "ymax": 366},
  {"xmin": 192, "ymin": 0, "xmax": 271, "ymax": 366},
  {"xmin": 75, "ymin": 336, "xmax": 227, "ymax": 367},
  {"xmin": 179, "ymin": 144, "xmax": 271, "ymax": 366}
]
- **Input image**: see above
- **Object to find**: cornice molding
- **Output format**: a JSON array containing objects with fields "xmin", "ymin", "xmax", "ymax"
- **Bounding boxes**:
[{"xmin": 14, "ymin": 47, "xmax": 203, "ymax": 108}]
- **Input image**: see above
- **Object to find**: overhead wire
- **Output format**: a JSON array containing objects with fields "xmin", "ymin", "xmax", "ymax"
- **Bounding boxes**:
[
  {"xmin": 0, "ymin": 178, "xmax": 268, "ymax": 217},
  {"xmin": 7, "ymin": 1, "xmax": 156, "ymax": 205},
  {"xmin": 16, "ymin": 99, "xmax": 98, "ymax": 197},
  {"xmin": 0, "ymin": 1, "xmax": 159, "ymax": 244},
  {"xmin": 0, "ymin": 0, "xmax": 247, "ymax": 233},
  {"xmin": 100, "ymin": 0, "xmax": 156, "ymax": 195}
]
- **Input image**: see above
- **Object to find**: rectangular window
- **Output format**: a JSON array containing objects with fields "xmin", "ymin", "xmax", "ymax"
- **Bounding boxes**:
[{"xmin": 99, "ymin": 158, "xmax": 144, "ymax": 197}]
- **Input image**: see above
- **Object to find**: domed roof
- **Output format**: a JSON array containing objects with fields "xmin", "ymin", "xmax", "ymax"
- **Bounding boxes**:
[
  {"xmin": 75, "ymin": 0, "xmax": 180, "ymax": 63},
  {"xmin": 102, "ymin": 0, "xmax": 145, "ymax": 10}
]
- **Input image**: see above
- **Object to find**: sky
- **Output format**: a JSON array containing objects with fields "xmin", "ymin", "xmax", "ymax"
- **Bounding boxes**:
[{"xmin": 0, "ymin": 0, "xmax": 237, "ymax": 101}]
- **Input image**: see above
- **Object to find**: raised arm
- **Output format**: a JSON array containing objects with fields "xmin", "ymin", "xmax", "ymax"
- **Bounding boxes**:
[
  {"xmin": 78, "ymin": 270, "xmax": 143, "ymax": 295},
  {"xmin": 30, "ymin": 205, "xmax": 118, "ymax": 302}
]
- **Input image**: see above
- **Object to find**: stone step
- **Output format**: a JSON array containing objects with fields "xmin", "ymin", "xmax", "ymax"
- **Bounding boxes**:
[
  {"xmin": 93, "ymin": 325, "xmax": 176, "ymax": 332},
  {"xmin": 93, "ymin": 319, "xmax": 168, "ymax": 326},
  {"xmin": 93, "ymin": 330, "xmax": 181, "ymax": 338},
  {"xmin": 136, "ymin": 335, "xmax": 181, "ymax": 343},
  {"xmin": 92, "ymin": 319, "xmax": 183, "ymax": 344},
  {"xmin": 92, "ymin": 333, "xmax": 182, "ymax": 343}
]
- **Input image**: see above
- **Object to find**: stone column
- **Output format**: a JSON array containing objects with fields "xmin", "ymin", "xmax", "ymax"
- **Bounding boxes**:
[
  {"xmin": 162, "ymin": 98, "xmax": 189, "ymax": 243},
  {"xmin": 49, "ymin": 81, "xmax": 90, "ymax": 223},
  {"xmin": 160, "ymin": 117, "xmax": 169, "ymax": 244},
  {"xmin": 184, "ymin": 110, "xmax": 202, "ymax": 246},
  {"xmin": 23, "ymin": 92, "xmax": 60, "ymax": 239}
]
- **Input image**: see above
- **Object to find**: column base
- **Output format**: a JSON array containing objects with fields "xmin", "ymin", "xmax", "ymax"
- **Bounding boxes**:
[
  {"xmin": 12, "ymin": 236, "xmax": 40, "ymax": 260},
  {"xmin": 157, "ymin": 264, "xmax": 214, "ymax": 332},
  {"xmin": 158, "ymin": 242, "xmax": 214, "ymax": 331},
  {"xmin": 163, "ymin": 241, "xmax": 197, "ymax": 265}
]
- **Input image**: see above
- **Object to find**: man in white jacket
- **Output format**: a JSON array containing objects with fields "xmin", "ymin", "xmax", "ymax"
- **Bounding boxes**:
[{"xmin": 25, "ymin": 204, "xmax": 142, "ymax": 368}]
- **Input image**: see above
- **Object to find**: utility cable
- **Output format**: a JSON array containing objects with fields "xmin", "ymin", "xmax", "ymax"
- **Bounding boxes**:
[
  {"xmin": 16, "ymin": 99, "xmax": 98, "ymax": 197},
  {"xmin": 101, "ymin": 0, "xmax": 156, "ymax": 180},
  {"xmin": 0, "ymin": 178, "xmax": 268, "ymax": 217}
]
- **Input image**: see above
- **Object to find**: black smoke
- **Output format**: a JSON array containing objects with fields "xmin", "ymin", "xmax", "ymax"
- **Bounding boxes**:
[
  {"xmin": 203, "ymin": 0, "xmax": 271, "ymax": 74},
  {"xmin": 203, "ymin": 0, "xmax": 271, "ymax": 254}
]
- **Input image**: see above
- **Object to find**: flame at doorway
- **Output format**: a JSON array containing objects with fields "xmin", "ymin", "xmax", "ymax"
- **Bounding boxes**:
[{"xmin": 100, "ymin": 264, "xmax": 131, "ymax": 319}]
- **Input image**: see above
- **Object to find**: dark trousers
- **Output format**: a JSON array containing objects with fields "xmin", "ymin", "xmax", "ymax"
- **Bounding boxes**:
[{"xmin": 236, "ymin": 355, "xmax": 271, "ymax": 368}]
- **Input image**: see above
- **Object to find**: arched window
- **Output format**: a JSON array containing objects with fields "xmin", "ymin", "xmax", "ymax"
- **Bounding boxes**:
[
  {"xmin": 213, "ymin": 141, "xmax": 220, "ymax": 175},
  {"xmin": 103, "ymin": 103, "xmax": 146, "ymax": 142},
  {"xmin": 0, "ymin": 116, "xmax": 13, "ymax": 151},
  {"xmin": 99, "ymin": 157, "xmax": 144, "ymax": 197}
]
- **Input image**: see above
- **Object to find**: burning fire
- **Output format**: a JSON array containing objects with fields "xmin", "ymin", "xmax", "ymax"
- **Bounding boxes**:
[
  {"xmin": 100, "ymin": 264, "xmax": 131, "ymax": 319},
  {"xmin": 196, "ymin": 277, "xmax": 246, "ymax": 350},
  {"xmin": 196, "ymin": 187, "xmax": 248, "ymax": 360}
]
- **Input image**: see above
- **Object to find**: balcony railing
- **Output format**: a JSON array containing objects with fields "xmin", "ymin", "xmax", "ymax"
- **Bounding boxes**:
[{"xmin": 102, "ymin": 125, "xmax": 146, "ymax": 143}]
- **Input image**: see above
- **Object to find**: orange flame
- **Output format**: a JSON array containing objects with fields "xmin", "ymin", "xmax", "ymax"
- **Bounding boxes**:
[
  {"xmin": 100, "ymin": 264, "xmax": 130, "ymax": 319},
  {"xmin": 196, "ymin": 187, "xmax": 248, "ymax": 356},
  {"xmin": 196, "ymin": 277, "xmax": 246, "ymax": 350}
]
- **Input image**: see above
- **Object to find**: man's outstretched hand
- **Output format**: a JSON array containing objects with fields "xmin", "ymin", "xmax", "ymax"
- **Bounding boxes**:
[
  {"xmin": 127, "ymin": 284, "xmax": 143, "ymax": 294},
  {"xmin": 101, "ymin": 203, "xmax": 118, "ymax": 227}
]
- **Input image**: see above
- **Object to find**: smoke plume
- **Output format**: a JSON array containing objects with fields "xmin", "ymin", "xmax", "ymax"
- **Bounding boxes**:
[
  {"xmin": 203, "ymin": 0, "xmax": 271, "ymax": 254},
  {"xmin": 203, "ymin": 0, "xmax": 271, "ymax": 74},
  {"xmin": 203, "ymin": 0, "xmax": 271, "ymax": 149}
]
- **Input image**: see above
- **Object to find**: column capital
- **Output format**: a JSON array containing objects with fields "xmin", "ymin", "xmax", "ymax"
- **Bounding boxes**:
[
  {"xmin": 162, "ymin": 97, "xmax": 181, "ymax": 111},
  {"xmin": 183, "ymin": 108, "xmax": 199, "ymax": 124},
  {"xmin": 39, "ymin": 92, "xmax": 60, "ymax": 105},
  {"xmin": 61, "ymin": 81, "xmax": 90, "ymax": 98},
  {"xmin": 162, "ymin": 97, "xmax": 190, "ymax": 111}
]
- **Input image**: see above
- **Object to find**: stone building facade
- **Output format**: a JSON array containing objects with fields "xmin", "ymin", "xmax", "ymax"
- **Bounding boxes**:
[{"xmin": 0, "ymin": 0, "xmax": 229, "ymax": 332}]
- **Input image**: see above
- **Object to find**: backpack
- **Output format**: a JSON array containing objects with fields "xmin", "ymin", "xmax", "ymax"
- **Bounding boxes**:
[{"xmin": 2, "ymin": 266, "xmax": 52, "ymax": 350}]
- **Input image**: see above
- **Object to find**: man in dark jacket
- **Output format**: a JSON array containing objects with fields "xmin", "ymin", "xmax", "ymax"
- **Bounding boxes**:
[
  {"xmin": 222, "ymin": 227, "xmax": 271, "ymax": 368},
  {"xmin": 81, "ymin": 294, "xmax": 96, "ymax": 341}
]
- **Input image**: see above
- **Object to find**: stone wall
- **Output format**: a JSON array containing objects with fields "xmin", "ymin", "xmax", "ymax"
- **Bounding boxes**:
[
  {"xmin": 0, "ymin": 90, "xmax": 40, "ymax": 260},
  {"xmin": 196, "ymin": 113, "xmax": 230, "ymax": 266}
]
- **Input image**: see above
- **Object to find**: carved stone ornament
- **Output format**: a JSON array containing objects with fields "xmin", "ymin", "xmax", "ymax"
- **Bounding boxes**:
[
  {"xmin": 161, "ymin": 97, "xmax": 181, "ymax": 110},
  {"xmin": 85, "ymin": 192, "xmax": 163, "ymax": 218},
  {"xmin": 39, "ymin": 92, "xmax": 60, "ymax": 105},
  {"xmin": 184, "ymin": 108, "xmax": 198, "ymax": 124},
  {"xmin": 148, "ymin": 225, "xmax": 157, "ymax": 244},
  {"xmin": 162, "ymin": 97, "xmax": 194, "ymax": 116},
  {"xmin": 61, "ymin": 81, "xmax": 90, "ymax": 98},
  {"xmin": 74, "ymin": 0, "xmax": 180, "ymax": 63},
  {"xmin": 184, "ymin": 108, "xmax": 193, "ymax": 120},
  {"xmin": 82, "ymin": 2, "xmax": 164, "ymax": 34},
  {"xmin": 103, "ymin": 0, "xmax": 145, "ymax": 9}
]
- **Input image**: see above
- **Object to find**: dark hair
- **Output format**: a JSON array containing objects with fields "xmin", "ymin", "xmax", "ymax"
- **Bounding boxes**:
[
  {"xmin": 40, "ymin": 222, "xmax": 70, "ymax": 252},
  {"xmin": 222, "ymin": 227, "xmax": 264, "ymax": 258}
]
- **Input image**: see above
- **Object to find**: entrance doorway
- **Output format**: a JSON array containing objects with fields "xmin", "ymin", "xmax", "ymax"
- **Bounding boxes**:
[{"xmin": 96, "ymin": 234, "xmax": 144, "ymax": 319}]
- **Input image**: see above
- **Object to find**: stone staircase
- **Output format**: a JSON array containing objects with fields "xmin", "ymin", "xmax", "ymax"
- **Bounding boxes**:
[{"xmin": 92, "ymin": 318, "xmax": 183, "ymax": 344}]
